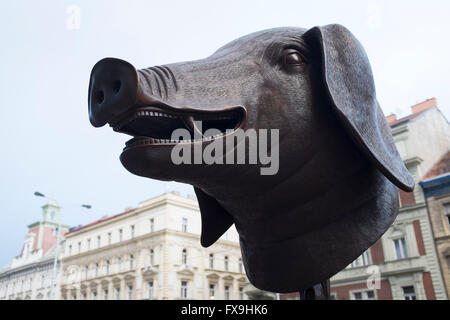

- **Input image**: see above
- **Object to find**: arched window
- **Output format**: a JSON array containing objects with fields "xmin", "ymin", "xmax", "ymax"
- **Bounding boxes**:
[
  {"xmin": 150, "ymin": 218, "xmax": 154, "ymax": 232},
  {"xmin": 224, "ymin": 256, "xmax": 229, "ymax": 271},
  {"xmin": 85, "ymin": 265, "xmax": 89, "ymax": 279},
  {"xmin": 224, "ymin": 285, "xmax": 231, "ymax": 300},
  {"xmin": 149, "ymin": 249, "xmax": 154, "ymax": 266},
  {"xmin": 182, "ymin": 249, "xmax": 187, "ymax": 265},
  {"xmin": 129, "ymin": 254, "xmax": 134, "ymax": 269}
]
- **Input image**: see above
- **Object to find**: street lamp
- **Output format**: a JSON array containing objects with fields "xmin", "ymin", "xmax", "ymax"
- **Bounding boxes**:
[{"xmin": 34, "ymin": 191, "xmax": 91, "ymax": 300}]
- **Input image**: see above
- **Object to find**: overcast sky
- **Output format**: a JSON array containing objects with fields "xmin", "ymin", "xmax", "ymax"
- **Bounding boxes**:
[{"xmin": 0, "ymin": 0, "xmax": 449, "ymax": 268}]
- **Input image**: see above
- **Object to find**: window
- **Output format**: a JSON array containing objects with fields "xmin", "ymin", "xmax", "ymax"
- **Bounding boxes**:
[
  {"xmin": 394, "ymin": 238, "xmax": 408, "ymax": 259},
  {"xmin": 97, "ymin": 235, "xmax": 101, "ymax": 248},
  {"xmin": 87, "ymin": 239, "xmax": 91, "ymax": 250},
  {"xmin": 182, "ymin": 249, "xmax": 187, "ymax": 265},
  {"xmin": 180, "ymin": 281, "xmax": 188, "ymax": 299},
  {"xmin": 353, "ymin": 292, "xmax": 362, "ymax": 300},
  {"xmin": 82, "ymin": 293, "xmax": 87, "ymax": 300},
  {"xmin": 21, "ymin": 280, "xmax": 24, "ymax": 292},
  {"xmin": 366, "ymin": 291, "xmax": 375, "ymax": 300},
  {"xmin": 182, "ymin": 218, "xmax": 188, "ymax": 232},
  {"xmin": 352, "ymin": 290, "xmax": 375, "ymax": 300},
  {"xmin": 104, "ymin": 289, "xmax": 108, "ymax": 300},
  {"xmin": 117, "ymin": 257, "xmax": 122, "ymax": 272},
  {"xmin": 95, "ymin": 263, "xmax": 99, "ymax": 277},
  {"xmin": 85, "ymin": 265, "xmax": 89, "ymax": 279},
  {"xmin": 351, "ymin": 250, "xmax": 371, "ymax": 267},
  {"xmin": 115, "ymin": 287, "xmax": 120, "ymax": 300},
  {"xmin": 224, "ymin": 256, "xmax": 229, "ymax": 271},
  {"xmin": 129, "ymin": 254, "xmax": 134, "ymax": 269},
  {"xmin": 238, "ymin": 258, "xmax": 243, "ymax": 273},
  {"xmin": 78, "ymin": 242, "xmax": 81, "ymax": 253},
  {"xmin": 41, "ymin": 275, "xmax": 45, "ymax": 288},
  {"xmin": 108, "ymin": 232, "xmax": 112, "ymax": 245},
  {"xmin": 148, "ymin": 281, "xmax": 154, "ymax": 299},
  {"xmin": 445, "ymin": 204, "xmax": 450, "ymax": 227},
  {"xmin": 149, "ymin": 249, "xmax": 154, "ymax": 266},
  {"xmin": 362, "ymin": 250, "xmax": 370, "ymax": 265},
  {"xmin": 131, "ymin": 225, "xmax": 135, "ymax": 239},
  {"xmin": 224, "ymin": 285, "xmax": 230, "ymax": 300},
  {"xmin": 119, "ymin": 229, "xmax": 123, "ymax": 242},
  {"xmin": 239, "ymin": 287, "xmax": 244, "ymax": 300},
  {"xmin": 92, "ymin": 291, "xmax": 97, "ymax": 300},
  {"xmin": 402, "ymin": 286, "xmax": 416, "ymax": 300},
  {"xmin": 209, "ymin": 254, "xmax": 214, "ymax": 269},
  {"xmin": 127, "ymin": 285, "xmax": 133, "ymax": 300},
  {"xmin": 68, "ymin": 245, "xmax": 72, "ymax": 256},
  {"xmin": 209, "ymin": 284, "xmax": 215, "ymax": 299},
  {"xmin": 50, "ymin": 211, "xmax": 56, "ymax": 220},
  {"xmin": 29, "ymin": 277, "xmax": 33, "ymax": 290},
  {"xmin": 150, "ymin": 218, "xmax": 154, "ymax": 232},
  {"xmin": 106, "ymin": 260, "xmax": 110, "ymax": 275}
]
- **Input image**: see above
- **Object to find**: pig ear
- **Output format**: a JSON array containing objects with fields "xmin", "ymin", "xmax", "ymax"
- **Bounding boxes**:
[
  {"xmin": 194, "ymin": 187, "xmax": 234, "ymax": 247},
  {"xmin": 303, "ymin": 24, "xmax": 414, "ymax": 192}
]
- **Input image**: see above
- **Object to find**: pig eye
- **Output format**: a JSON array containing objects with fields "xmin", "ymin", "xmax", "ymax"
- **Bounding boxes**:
[{"xmin": 282, "ymin": 49, "xmax": 305, "ymax": 67}]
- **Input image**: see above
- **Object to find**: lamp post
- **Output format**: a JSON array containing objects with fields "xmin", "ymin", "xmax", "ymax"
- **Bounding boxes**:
[{"xmin": 34, "ymin": 191, "xmax": 91, "ymax": 300}]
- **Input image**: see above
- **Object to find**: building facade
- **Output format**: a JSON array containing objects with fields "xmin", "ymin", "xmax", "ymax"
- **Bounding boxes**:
[
  {"xmin": 59, "ymin": 192, "xmax": 247, "ymax": 300},
  {"xmin": 421, "ymin": 151, "xmax": 450, "ymax": 297},
  {"xmin": 265, "ymin": 98, "xmax": 449, "ymax": 300},
  {"xmin": 327, "ymin": 98, "xmax": 449, "ymax": 300},
  {"xmin": 0, "ymin": 200, "xmax": 69, "ymax": 300}
]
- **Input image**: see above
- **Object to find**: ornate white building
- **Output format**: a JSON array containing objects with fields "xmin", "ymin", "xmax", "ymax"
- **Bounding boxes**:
[
  {"xmin": 59, "ymin": 192, "xmax": 247, "ymax": 300},
  {"xmin": 0, "ymin": 200, "xmax": 69, "ymax": 300}
]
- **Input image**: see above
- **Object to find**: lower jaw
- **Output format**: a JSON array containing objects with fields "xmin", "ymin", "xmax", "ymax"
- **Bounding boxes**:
[{"xmin": 123, "ymin": 129, "xmax": 239, "ymax": 150}]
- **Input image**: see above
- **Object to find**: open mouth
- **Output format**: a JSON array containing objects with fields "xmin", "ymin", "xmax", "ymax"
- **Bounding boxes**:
[{"xmin": 111, "ymin": 105, "xmax": 245, "ymax": 149}]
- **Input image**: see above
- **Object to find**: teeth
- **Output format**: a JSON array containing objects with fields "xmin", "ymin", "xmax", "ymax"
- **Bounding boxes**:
[{"xmin": 135, "ymin": 110, "xmax": 178, "ymax": 118}]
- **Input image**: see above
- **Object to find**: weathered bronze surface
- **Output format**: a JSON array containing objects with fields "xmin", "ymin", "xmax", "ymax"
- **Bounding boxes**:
[{"xmin": 88, "ymin": 24, "xmax": 414, "ymax": 295}]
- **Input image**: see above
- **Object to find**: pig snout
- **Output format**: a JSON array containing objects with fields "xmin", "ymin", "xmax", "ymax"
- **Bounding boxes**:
[{"xmin": 88, "ymin": 58, "xmax": 138, "ymax": 128}]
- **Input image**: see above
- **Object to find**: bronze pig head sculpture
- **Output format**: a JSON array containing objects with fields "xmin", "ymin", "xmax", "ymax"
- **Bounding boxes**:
[{"xmin": 88, "ymin": 24, "xmax": 414, "ymax": 293}]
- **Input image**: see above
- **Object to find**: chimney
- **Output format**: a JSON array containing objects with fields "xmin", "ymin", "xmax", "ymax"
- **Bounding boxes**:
[
  {"xmin": 411, "ymin": 98, "xmax": 437, "ymax": 114},
  {"xmin": 386, "ymin": 114, "xmax": 397, "ymax": 123}
]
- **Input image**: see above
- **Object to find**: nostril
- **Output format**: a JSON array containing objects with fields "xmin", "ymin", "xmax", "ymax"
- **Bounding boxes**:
[
  {"xmin": 95, "ymin": 90, "xmax": 105, "ymax": 104},
  {"xmin": 113, "ymin": 80, "xmax": 122, "ymax": 94}
]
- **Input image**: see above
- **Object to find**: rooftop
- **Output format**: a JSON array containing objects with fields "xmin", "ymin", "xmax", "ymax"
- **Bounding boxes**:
[
  {"xmin": 423, "ymin": 151, "xmax": 450, "ymax": 181},
  {"xmin": 387, "ymin": 98, "xmax": 437, "ymax": 128},
  {"xmin": 67, "ymin": 191, "xmax": 197, "ymax": 234}
]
